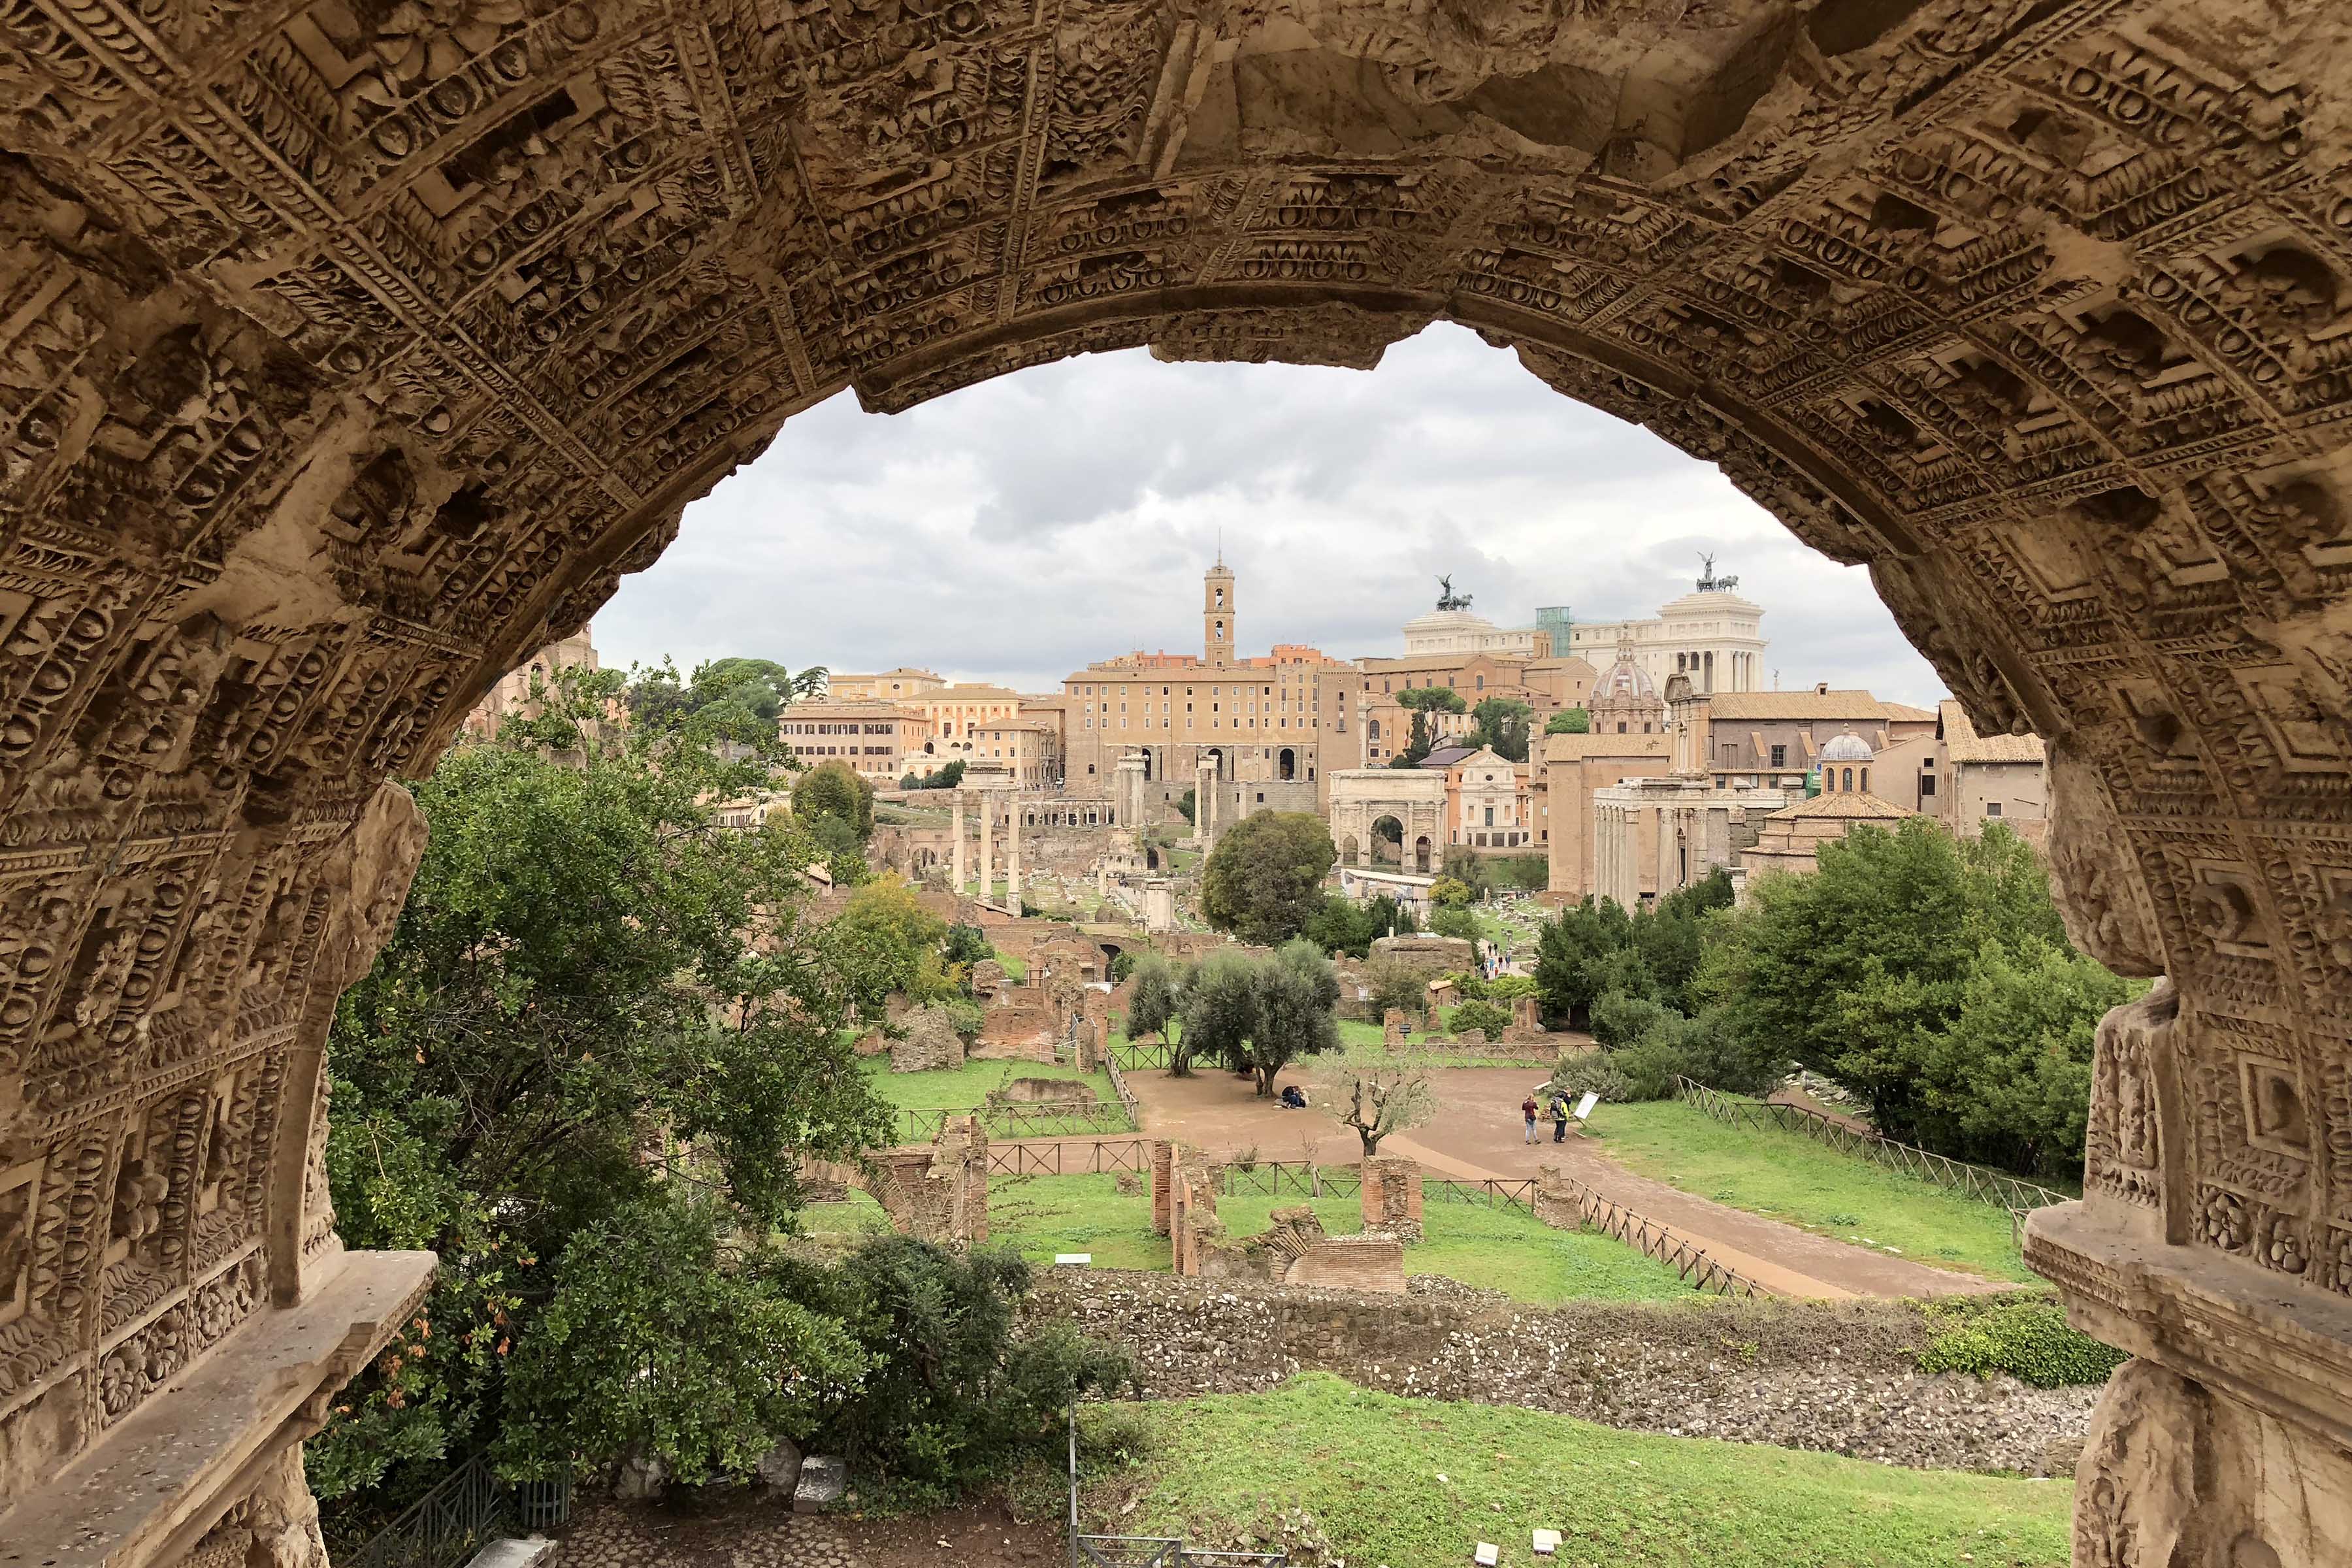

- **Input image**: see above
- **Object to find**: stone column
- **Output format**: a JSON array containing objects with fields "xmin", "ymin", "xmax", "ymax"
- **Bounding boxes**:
[
  {"xmin": 1006, "ymin": 796, "xmax": 1022, "ymax": 901},
  {"xmin": 977, "ymin": 790, "xmax": 994, "ymax": 902},
  {"xmin": 952, "ymin": 789, "xmax": 968, "ymax": 892}
]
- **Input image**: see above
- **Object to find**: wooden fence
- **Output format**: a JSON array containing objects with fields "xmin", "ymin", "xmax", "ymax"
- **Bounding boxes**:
[
  {"xmin": 986, "ymin": 1138, "xmax": 1151, "ymax": 1176},
  {"xmin": 896, "ymin": 1100, "xmax": 1135, "ymax": 1143},
  {"xmin": 1674, "ymin": 1076, "xmax": 2069, "ymax": 1242},
  {"xmin": 1103, "ymin": 1051, "xmax": 1143, "ymax": 1130},
  {"xmin": 1212, "ymin": 1160, "xmax": 1361, "ymax": 1200},
  {"xmin": 1423, "ymin": 1176, "xmax": 1537, "ymax": 1215},
  {"xmin": 1110, "ymin": 1038, "xmax": 1175, "ymax": 1070},
  {"xmin": 1541, "ymin": 1168, "xmax": 1773, "ymax": 1298}
]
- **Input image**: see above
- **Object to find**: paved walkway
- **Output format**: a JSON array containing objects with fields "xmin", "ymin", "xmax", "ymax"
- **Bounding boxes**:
[{"xmin": 1118, "ymin": 1062, "xmax": 2008, "ymax": 1299}]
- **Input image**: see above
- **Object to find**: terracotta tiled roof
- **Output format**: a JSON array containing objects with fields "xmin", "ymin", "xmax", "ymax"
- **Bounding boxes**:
[
  {"xmin": 1706, "ymin": 690, "xmax": 1935, "ymax": 721},
  {"xmin": 1771, "ymin": 791, "xmax": 1916, "ymax": 820},
  {"xmin": 1940, "ymin": 700, "xmax": 2048, "ymax": 764}
]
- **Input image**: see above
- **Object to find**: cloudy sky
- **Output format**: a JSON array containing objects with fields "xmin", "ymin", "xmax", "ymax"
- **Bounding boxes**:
[{"xmin": 595, "ymin": 323, "xmax": 1944, "ymax": 707}]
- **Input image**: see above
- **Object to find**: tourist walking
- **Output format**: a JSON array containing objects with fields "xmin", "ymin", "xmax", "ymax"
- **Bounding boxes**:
[
  {"xmin": 1550, "ymin": 1094, "xmax": 1571, "ymax": 1143},
  {"xmin": 1520, "ymin": 1093, "xmax": 1540, "ymax": 1144}
]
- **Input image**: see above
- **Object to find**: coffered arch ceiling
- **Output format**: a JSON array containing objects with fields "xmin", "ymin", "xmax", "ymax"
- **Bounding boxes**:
[{"xmin": 7, "ymin": 0, "xmax": 2352, "ymax": 1559}]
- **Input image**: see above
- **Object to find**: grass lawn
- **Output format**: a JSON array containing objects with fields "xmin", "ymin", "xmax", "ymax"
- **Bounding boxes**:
[
  {"xmin": 990, "ymin": 949, "xmax": 1029, "ymax": 981},
  {"xmin": 1086, "ymin": 1373, "xmax": 2074, "ymax": 1568},
  {"xmin": 857, "ymin": 1056, "xmax": 1118, "ymax": 1112},
  {"xmin": 797, "ymin": 1173, "xmax": 1692, "ymax": 1302},
  {"xmin": 1582, "ymin": 1100, "xmax": 2038, "ymax": 1284}
]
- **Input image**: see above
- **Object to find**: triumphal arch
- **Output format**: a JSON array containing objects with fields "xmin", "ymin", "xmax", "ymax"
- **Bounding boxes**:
[{"xmin": 4, "ymin": 0, "xmax": 2352, "ymax": 1561}]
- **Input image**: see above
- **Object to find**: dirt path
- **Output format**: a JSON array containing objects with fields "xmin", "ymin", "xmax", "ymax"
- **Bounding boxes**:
[{"xmin": 1119, "ymin": 1063, "xmax": 2008, "ymax": 1300}]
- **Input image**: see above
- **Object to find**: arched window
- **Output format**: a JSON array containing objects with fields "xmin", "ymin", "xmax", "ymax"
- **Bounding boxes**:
[
  {"xmin": 1842, "ymin": 766, "xmax": 1855, "ymax": 792},
  {"xmin": 1861, "ymin": 767, "xmax": 1870, "ymax": 794}
]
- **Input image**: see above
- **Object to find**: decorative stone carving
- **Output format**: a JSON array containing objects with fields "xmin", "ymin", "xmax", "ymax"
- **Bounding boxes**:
[{"xmin": 6, "ymin": 0, "xmax": 2352, "ymax": 1561}]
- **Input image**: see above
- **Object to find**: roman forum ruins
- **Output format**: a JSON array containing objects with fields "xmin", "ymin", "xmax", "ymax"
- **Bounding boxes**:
[{"xmin": 4, "ymin": 2, "xmax": 2352, "ymax": 1565}]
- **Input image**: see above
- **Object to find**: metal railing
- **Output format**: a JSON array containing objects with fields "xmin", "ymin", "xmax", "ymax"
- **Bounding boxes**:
[
  {"xmin": 344, "ymin": 1454, "xmax": 572, "ymax": 1568},
  {"xmin": 1541, "ymin": 1168, "xmax": 1772, "ymax": 1299},
  {"xmin": 1673, "ymin": 1076, "xmax": 2070, "ymax": 1239}
]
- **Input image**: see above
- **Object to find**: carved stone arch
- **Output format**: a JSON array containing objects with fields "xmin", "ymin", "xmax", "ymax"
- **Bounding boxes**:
[{"xmin": 8, "ymin": 0, "xmax": 2352, "ymax": 1562}]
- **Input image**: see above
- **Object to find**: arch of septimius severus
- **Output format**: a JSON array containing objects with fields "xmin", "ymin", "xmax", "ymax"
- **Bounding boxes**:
[{"xmin": 3, "ymin": 0, "xmax": 2352, "ymax": 1560}]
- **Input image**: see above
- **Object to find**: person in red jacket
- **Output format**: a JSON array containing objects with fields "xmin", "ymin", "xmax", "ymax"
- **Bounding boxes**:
[{"xmin": 1520, "ymin": 1094, "xmax": 1539, "ymax": 1144}]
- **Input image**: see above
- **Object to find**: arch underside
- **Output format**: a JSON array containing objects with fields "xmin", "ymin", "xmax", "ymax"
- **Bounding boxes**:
[{"xmin": 5, "ymin": 0, "xmax": 2352, "ymax": 1559}]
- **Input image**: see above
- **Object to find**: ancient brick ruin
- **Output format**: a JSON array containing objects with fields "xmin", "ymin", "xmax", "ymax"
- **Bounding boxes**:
[{"xmin": 6, "ymin": 0, "xmax": 2352, "ymax": 1560}]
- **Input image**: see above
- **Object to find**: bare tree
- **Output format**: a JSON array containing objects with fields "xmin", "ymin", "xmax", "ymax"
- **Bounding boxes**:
[{"xmin": 1316, "ymin": 1048, "xmax": 1440, "ymax": 1156}]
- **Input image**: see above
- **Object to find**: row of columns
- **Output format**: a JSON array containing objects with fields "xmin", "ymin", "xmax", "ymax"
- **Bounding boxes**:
[{"xmin": 948, "ymin": 785, "xmax": 1021, "ymax": 902}]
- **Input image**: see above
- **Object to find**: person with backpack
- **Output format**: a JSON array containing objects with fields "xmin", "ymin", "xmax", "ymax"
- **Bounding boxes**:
[{"xmin": 1550, "ymin": 1094, "xmax": 1572, "ymax": 1143}]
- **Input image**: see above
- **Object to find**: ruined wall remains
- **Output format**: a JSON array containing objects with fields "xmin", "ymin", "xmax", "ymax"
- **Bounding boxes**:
[
  {"xmin": 889, "ymin": 1007, "xmax": 966, "ymax": 1073},
  {"xmin": 1360, "ymin": 1156, "xmax": 1425, "ymax": 1244}
]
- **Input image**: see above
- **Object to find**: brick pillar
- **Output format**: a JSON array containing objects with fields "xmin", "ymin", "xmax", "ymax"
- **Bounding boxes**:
[
  {"xmin": 1150, "ymin": 1139, "xmax": 1175, "ymax": 1235},
  {"xmin": 1360, "ymin": 1154, "xmax": 1424, "ymax": 1241}
]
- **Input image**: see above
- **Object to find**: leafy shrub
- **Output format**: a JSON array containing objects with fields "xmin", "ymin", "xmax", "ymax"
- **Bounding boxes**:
[
  {"xmin": 1448, "ymin": 1000, "xmax": 1512, "ymax": 1037},
  {"xmin": 1546, "ymin": 1052, "xmax": 1634, "ymax": 1104},
  {"xmin": 940, "ymin": 998, "xmax": 986, "ymax": 1041},
  {"xmin": 1916, "ymin": 1297, "xmax": 2127, "ymax": 1388},
  {"xmin": 774, "ymin": 1237, "xmax": 1132, "ymax": 1506},
  {"xmin": 1589, "ymin": 990, "xmax": 1673, "ymax": 1049},
  {"xmin": 1607, "ymin": 1032, "xmax": 1690, "ymax": 1100},
  {"xmin": 1486, "ymin": 974, "xmax": 1539, "ymax": 1002},
  {"xmin": 1429, "ymin": 905, "xmax": 1479, "ymax": 941}
]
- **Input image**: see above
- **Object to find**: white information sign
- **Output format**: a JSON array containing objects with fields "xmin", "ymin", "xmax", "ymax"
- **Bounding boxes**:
[{"xmin": 1573, "ymin": 1091, "xmax": 1600, "ymax": 1122}]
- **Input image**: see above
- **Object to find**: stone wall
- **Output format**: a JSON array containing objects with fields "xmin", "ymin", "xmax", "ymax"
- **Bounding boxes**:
[
  {"xmin": 857, "ymin": 1119, "xmax": 990, "ymax": 1247},
  {"xmin": 1027, "ymin": 1273, "xmax": 2096, "ymax": 1477},
  {"xmin": 1368, "ymin": 935, "xmax": 1476, "ymax": 977}
]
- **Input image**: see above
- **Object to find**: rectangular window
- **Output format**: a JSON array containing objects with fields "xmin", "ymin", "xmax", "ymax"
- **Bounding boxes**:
[
  {"xmin": 1920, "ymin": 775, "xmax": 1936, "ymax": 797},
  {"xmin": 1769, "ymin": 744, "xmax": 1786, "ymax": 768},
  {"xmin": 1985, "ymin": 800, "xmax": 2002, "ymax": 817}
]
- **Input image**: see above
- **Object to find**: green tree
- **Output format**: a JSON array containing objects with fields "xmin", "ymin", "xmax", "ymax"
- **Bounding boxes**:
[
  {"xmin": 1916, "ymin": 938, "xmax": 2139, "ymax": 1177},
  {"xmin": 1699, "ymin": 821, "xmax": 2083, "ymax": 1147},
  {"xmin": 1177, "ymin": 785, "xmax": 1197, "ymax": 824},
  {"xmin": 1469, "ymin": 696, "xmax": 1533, "ymax": 762},
  {"xmin": 1179, "ymin": 946, "xmax": 1339, "ymax": 1096},
  {"xmin": 1429, "ymin": 876, "xmax": 1473, "ymax": 907},
  {"xmin": 794, "ymin": 759, "xmax": 875, "ymax": 839},
  {"xmin": 1175, "ymin": 953, "xmax": 1258, "ymax": 1078},
  {"xmin": 1398, "ymin": 686, "xmax": 1469, "ymax": 714},
  {"xmin": 498, "ymin": 1198, "xmax": 864, "ymax": 1484},
  {"xmin": 315, "ymin": 707, "xmax": 890, "ymax": 1518},
  {"xmin": 1315, "ymin": 1049, "xmax": 1438, "ymax": 1154},
  {"xmin": 831, "ymin": 877, "xmax": 955, "ymax": 1015},
  {"xmin": 1200, "ymin": 811, "xmax": 1337, "ymax": 945},
  {"xmin": 1429, "ymin": 904, "xmax": 1478, "ymax": 941},
  {"xmin": 1362, "ymin": 955, "xmax": 1431, "ymax": 1022},
  {"xmin": 1544, "ymin": 708, "xmax": 1591, "ymax": 736},
  {"xmin": 1124, "ymin": 953, "xmax": 1180, "ymax": 1049},
  {"xmin": 770, "ymin": 1238, "xmax": 1129, "ymax": 1502},
  {"xmin": 1533, "ymin": 896, "xmax": 1635, "ymax": 1028}
]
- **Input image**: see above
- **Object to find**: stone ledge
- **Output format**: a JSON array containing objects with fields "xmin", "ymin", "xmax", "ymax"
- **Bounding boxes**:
[
  {"xmin": 0, "ymin": 1249, "xmax": 436, "ymax": 1568},
  {"xmin": 2027, "ymin": 1202, "xmax": 2352, "ymax": 1450}
]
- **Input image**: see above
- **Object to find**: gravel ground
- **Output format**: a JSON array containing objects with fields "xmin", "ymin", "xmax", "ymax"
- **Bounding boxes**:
[{"xmin": 1036, "ymin": 1271, "xmax": 2099, "ymax": 1477}]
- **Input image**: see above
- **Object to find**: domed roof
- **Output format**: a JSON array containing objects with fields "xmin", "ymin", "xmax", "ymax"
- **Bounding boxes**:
[
  {"xmin": 1593, "ymin": 645, "xmax": 1656, "ymax": 702},
  {"xmin": 1819, "ymin": 727, "xmax": 1874, "ymax": 762}
]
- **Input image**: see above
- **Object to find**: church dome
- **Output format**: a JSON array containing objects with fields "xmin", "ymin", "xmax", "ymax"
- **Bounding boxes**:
[
  {"xmin": 1595, "ymin": 652, "xmax": 1656, "ymax": 701},
  {"xmin": 1819, "ymin": 727, "xmax": 1874, "ymax": 762}
]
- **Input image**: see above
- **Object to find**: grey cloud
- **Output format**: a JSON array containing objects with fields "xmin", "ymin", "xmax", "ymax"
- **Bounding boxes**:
[{"xmin": 593, "ymin": 325, "xmax": 1946, "ymax": 708}]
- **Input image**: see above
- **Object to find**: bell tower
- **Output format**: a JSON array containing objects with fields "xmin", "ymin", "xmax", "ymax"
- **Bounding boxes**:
[{"xmin": 1204, "ymin": 555, "xmax": 1235, "ymax": 667}]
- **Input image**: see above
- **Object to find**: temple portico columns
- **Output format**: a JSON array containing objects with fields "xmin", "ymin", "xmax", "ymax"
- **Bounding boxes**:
[
  {"xmin": 952, "ymin": 789, "xmax": 968, "ymax": 892},
  {"xmin": 977, "ymin": 791, "xmax": 994, "ymax": 902},
  {"xmin": 1007, "ymin": 797, "xmax": 1022, "ymax": 900}
]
